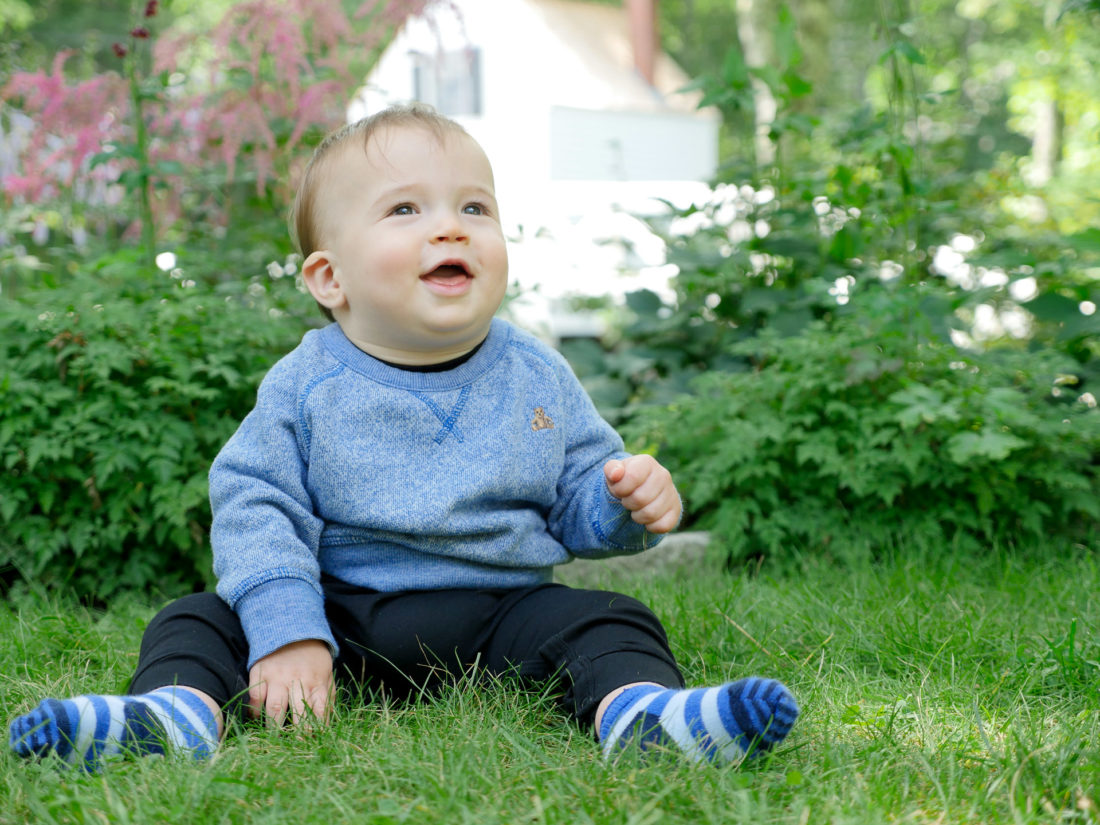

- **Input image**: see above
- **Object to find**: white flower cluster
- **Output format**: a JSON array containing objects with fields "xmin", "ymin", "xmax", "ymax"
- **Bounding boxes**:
[{"xmin": 265, "ymin": 254, "xmax": 300, "ymax": 280}]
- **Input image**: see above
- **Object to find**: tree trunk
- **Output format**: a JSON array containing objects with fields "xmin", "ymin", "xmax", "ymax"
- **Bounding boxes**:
[
  {"xmin": 1028, "ymin": 93, "xmax": 1063, "ymax": 185},
  {"xmin": 735, "ymin": 0, "xmax": 776, "ymax": 167},
  {"xmin": 1028, "ymin": 0, "xmax": 1065, "ymax": 186}
]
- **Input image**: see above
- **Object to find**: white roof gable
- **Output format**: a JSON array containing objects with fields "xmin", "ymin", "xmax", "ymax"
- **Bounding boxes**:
[
  {"xmin": 520, "ymin": 0, "xmax": 704, "ymax": 114},
  {"xmin": 356, "ymin": 0, "xmax": 712, "ymax": 120}
]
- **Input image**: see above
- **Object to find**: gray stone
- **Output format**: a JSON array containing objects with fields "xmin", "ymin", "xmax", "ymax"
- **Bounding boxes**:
[{"xmin": 554, "ymin": 531, "xmax": 714, "ymax": 587}]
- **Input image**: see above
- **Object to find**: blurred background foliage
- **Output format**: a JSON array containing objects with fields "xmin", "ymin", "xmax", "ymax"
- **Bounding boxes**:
[
  {"xmin": 562, "ymin": 0, "xmax": 1099, "ymax": 565},
  {"xmin": 0, "ymin": 0, "xmax": 1097, "ymax": 600}
]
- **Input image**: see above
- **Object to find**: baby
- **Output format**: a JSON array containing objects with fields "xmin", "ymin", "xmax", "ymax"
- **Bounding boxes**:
[{"xmin": 10, "ymin": 103, "xmax": 798, "ymax": 770}]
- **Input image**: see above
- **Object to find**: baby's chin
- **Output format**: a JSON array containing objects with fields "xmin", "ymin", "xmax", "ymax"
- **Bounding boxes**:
[{"xmin": 343, "ymin": 324, "xmax": 492, "ymax": 366}]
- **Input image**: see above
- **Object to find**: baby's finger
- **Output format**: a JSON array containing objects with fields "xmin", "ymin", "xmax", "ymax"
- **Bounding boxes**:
[
  {"xmin": 618, "ymin": 461, "xmax": 670, "ymax": 508},
  {"xmin": 631, "ymin": 498, "xmax": 681, "ymax": 533},
  {"xmin": 265, "ymin": 685, "xmax": 290, "ymax": 728},
  {"xmin": 247, "ymin": 675, "xmax": 266, "ymax": 720},
  {"xmin": 627, "ymin": 486, "xmax": 678, "ymax": 524},
  {"xmin": 607, "ymin": 460, "xmax": 651, "ymax": 500},
  {"xmin": 303, "ymin": 682, "xmax": 333, "ymax": 730},
  {"xmin": 288, "ymin": 676, "xmax": 332, "ymax": 730},
  {"xmin": 603, "ymin": 459, "xmax": 626, "ymax": 487},
  {"xmin": 286, "ymin": 685, "xmax": 307, "ymax": 727}
]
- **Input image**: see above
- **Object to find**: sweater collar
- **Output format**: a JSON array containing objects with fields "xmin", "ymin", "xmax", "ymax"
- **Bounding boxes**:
[{"xmin": 319, "ymin": 318, "xmax": 511, "ymax": 391}]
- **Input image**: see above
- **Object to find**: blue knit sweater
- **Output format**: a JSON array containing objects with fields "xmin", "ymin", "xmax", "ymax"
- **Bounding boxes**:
[{"xmin": 209, "ymin": 318, "xmax": 663, "ymax": 667}]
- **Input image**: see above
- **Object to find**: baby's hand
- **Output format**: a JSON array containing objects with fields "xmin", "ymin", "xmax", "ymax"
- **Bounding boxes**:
[
  {"xmin": 248, "ymin": 639, "xmax": 334, "ymax": 729},
  {"xmin": 603, "ymin": 454, "xmax": 681, "ymax": 534}
]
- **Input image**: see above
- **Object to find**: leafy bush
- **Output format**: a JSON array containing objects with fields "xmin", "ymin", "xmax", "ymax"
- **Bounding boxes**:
[
  {"xmin": 570, "ymin": 29, "xmax": 1099, "ymax": 561},
  {"xmin": 0, "ymin": 258, "xmax": 314, "ymax": 601},
  {"xmin": 624, "ymin": 282, "xmax": 1099, "ymax": 563}
]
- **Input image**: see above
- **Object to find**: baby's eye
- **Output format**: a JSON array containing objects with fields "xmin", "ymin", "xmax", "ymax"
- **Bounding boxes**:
[
  {"xmin": 462, "ymin": 203, "xmax": 487, "ymax": 216},
  {"xmin": 391, "ymin": 204, "xmax": 416, "ymax": 216}
]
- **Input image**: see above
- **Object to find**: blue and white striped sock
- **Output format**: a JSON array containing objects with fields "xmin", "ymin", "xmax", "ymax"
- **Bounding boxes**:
[
  {"xmin": 9, "ymin": 686, "xmax": 218, "ymax": 771},
  {"xmin": 598, "ymin": 677, "xmax": 799, "ymax": 762}
]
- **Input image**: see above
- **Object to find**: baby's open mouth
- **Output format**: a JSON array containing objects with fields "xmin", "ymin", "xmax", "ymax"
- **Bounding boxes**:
[{"xmin": 421, "ymin": 263, "xmax": 471, "ymax": 286}]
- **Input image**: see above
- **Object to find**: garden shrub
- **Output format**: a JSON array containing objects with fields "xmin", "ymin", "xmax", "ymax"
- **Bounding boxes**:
[
  {"xmin": 625, "ymin": 282, "xmax": 1100, "ymax": 563},
  {"xmin": 0, "ymin": 260, "xmax": 314, "ymax": 601}
]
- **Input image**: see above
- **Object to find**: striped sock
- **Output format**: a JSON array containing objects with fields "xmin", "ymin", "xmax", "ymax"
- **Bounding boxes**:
[
  {"xmin": 9, "ymin": 686, "xmax": 218, "ymax": 771},
  {"xmin": 599, "ymin": 677, "xmax": 799, "ymax": 763}
]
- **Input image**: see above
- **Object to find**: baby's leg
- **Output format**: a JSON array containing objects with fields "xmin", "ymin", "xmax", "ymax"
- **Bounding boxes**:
[
  {"xmin": 595, "ymin": 677, "xmax": 799, "ymax": 763},
  {"xmin": 10, "ymin": 686, "xmax": 220, "ymax": 770},
  {"xmin": 478, "ymin": 584, "xmax": 799, "ymax": 763},
  {"xmin": 10, "ymin": 593, "xmax": 249, "ymax": 771}
]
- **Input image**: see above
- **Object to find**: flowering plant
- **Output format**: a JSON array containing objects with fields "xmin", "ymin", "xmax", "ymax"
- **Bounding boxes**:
[{"xmin": 1, "ymin": 0, "xmax": 435, "ymax": 273}]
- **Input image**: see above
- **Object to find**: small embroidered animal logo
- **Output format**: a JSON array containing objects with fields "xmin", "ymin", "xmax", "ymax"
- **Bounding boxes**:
[{"xmin": 531, "ymin": 407, "xmax": 555, "ymax": 431}]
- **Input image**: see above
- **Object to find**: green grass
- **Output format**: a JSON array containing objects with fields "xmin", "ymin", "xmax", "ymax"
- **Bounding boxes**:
[{"xmin": 2, "ymin": 543, "xmax": 1099, "ymax": 824}]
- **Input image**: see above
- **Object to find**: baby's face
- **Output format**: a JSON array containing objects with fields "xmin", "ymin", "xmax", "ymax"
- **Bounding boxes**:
[{"xmin": 309, "ymin": 125, "xmax": 508, "ymax": 362}]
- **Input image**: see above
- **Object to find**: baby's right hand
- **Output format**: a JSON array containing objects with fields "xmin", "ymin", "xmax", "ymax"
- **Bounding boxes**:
[{"xmin": 248, "ymin": 639, "xmax": 334, "ymax": 728}]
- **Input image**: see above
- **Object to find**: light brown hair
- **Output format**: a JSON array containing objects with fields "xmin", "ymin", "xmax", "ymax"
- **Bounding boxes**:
[{"xmin": 290, "ymin": 103, "xmax": 472, "ymax": 321}]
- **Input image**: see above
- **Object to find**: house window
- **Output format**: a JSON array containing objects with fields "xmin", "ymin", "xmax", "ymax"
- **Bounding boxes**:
[{"xmin": 411, "ymin": 48, "xmax": 482, "ymax": 117}]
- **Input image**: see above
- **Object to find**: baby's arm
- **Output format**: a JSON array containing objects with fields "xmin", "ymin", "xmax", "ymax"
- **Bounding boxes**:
[
  {"xmin": 603, "ymin": 455, "xmax": 682, "ymax": 534},
  {"xmin": 248, "ymin": 639, "xmax": 335, "ymax": 728},
  {"xmin": 211, "ymin": 353, "xmax": 339, "ymax": 725}
]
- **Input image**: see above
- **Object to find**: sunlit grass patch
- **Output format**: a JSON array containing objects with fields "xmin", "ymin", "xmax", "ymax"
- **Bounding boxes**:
[{"xmin": 1, "ymin": 541, "xmax": 1097, "ymax": 824}]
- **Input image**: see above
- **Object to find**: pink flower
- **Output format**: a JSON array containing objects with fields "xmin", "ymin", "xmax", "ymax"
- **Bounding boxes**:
[
  {"xmin": 2, "ymin": 175, "xmax": 39, "ymax": 198},
  {"xmin": 1, "ymin": 0, "xmax": 437, "ymax": 234},
  {"xmin": 0, "ymin": 52, "xmax": 127, "ymax": 203}
]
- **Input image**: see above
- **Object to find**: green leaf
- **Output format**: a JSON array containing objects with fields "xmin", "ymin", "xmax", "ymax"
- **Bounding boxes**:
[
  {"xmin": 154, "ymin": 160, "xmax": 186, "ymax": 177},
  {"xmin": 720, "ymin": 46, "xmax": 750, "ymax": 88},
  {"xmin": 774, "ymin": 4, "xmax": 802, "ymax": 69},
  {"xmin": 895, "ymin": 40, "xmax": 926, "ymax": 65},
  {"xmin": 1025, "ymin": 292, "xmax": 1083, "ymax": 325},
  {"xmin": 1065, "ymin": 228, "xmax": 1100, "ymax": 254},
  {"xmin": 88, "ymin": 145, "xmax": 141, "ymax": 167},
  {"xmin": 878, "ymin": 40, "xmax": 925, "ymax": 66},
  {"xmin": 828, "ymin": 224, "xmax": 865, "ymax": 262},
  {"xmin": 757, "ymin": 235, "xmax": 819, "ymax": 260},
  {"xmin": 625, "ymin": 289, "xmax": 665, "ymax": 317},
  {"xmin": 782, "ymin": 69, "xmax": 813, "ymax": 99},
  {"xmin": 559, "ymin": 338, "xmax": 606, "ymax": 378},
  {"xmin": 889, "ymin": 385, "xmax": 961, "ymax": 429},
  {"xmin": 580, "ymin": 375, "xmax": 632, "ymax": 415},
  {"xmin": 742, "ymin": 288, "xmax": 782, "ymax": 315},
  {"xmin": 796, "ymin": 439, "xmax": 840, "ymax": 468},
  {"xmin": 771, "ymin": 308, "xmax": 813, "ymax": 336},
  {"xmin": 946, "ymin": 431, "xmax": 1028, "ymax": 463},
  {"xmin": 967, "ymin": 249, "xmax": 1038, "ymax": 270},
  {"xmin": 0, "ymin": 488, "xmax": 27, "ymax": 522},
  {"xmin": 750, "ymin": 65, "xmax": 783, "ymax": 96}
]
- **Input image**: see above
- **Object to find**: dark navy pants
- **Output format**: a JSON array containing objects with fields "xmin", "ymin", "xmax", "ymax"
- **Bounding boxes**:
[{"xmin": 129, "ymin": 579, "xmax": 684, "ymax": 729}]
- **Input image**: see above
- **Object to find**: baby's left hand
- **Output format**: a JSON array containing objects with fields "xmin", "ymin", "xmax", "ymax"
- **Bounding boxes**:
[{"xmin": 604, "ymin": 454, "xmax": 681, "ymax": 534}]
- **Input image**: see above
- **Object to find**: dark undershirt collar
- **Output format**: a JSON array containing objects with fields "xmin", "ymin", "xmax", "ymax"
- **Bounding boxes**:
[{"xmin": 372, "ymin": 338, "xmax": 486, "ymax": 373}]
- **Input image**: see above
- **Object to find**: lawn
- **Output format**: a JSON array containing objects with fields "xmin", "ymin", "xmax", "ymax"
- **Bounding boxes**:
[{"xmin": 1, "ymin": 542, "xmax": 1098, "ymax": 824}]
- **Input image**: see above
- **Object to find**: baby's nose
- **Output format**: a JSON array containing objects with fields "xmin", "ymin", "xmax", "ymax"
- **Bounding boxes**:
[{"xmin": 432, "ymin": 213, "xmax": 468, "ymax": 242}]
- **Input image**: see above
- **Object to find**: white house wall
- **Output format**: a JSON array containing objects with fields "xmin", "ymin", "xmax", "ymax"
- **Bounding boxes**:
[{"xmin": 549, "ymin": 106, "xmax": 716, "ymax": 181}]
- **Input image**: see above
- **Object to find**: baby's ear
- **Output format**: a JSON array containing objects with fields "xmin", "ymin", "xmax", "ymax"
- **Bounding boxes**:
[{"xmin": 301, "ymin": 250, "xmax": 346, "ymax": 311}]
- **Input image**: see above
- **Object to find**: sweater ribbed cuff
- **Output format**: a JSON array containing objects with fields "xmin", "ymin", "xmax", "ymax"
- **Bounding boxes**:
[
  {"xmin": 235, "ymin": 577, "xmax": 337, "ymax": 670},
  {"xmin": 595, "ymin": 481, "xmax": 666, "ymax": 552}
]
